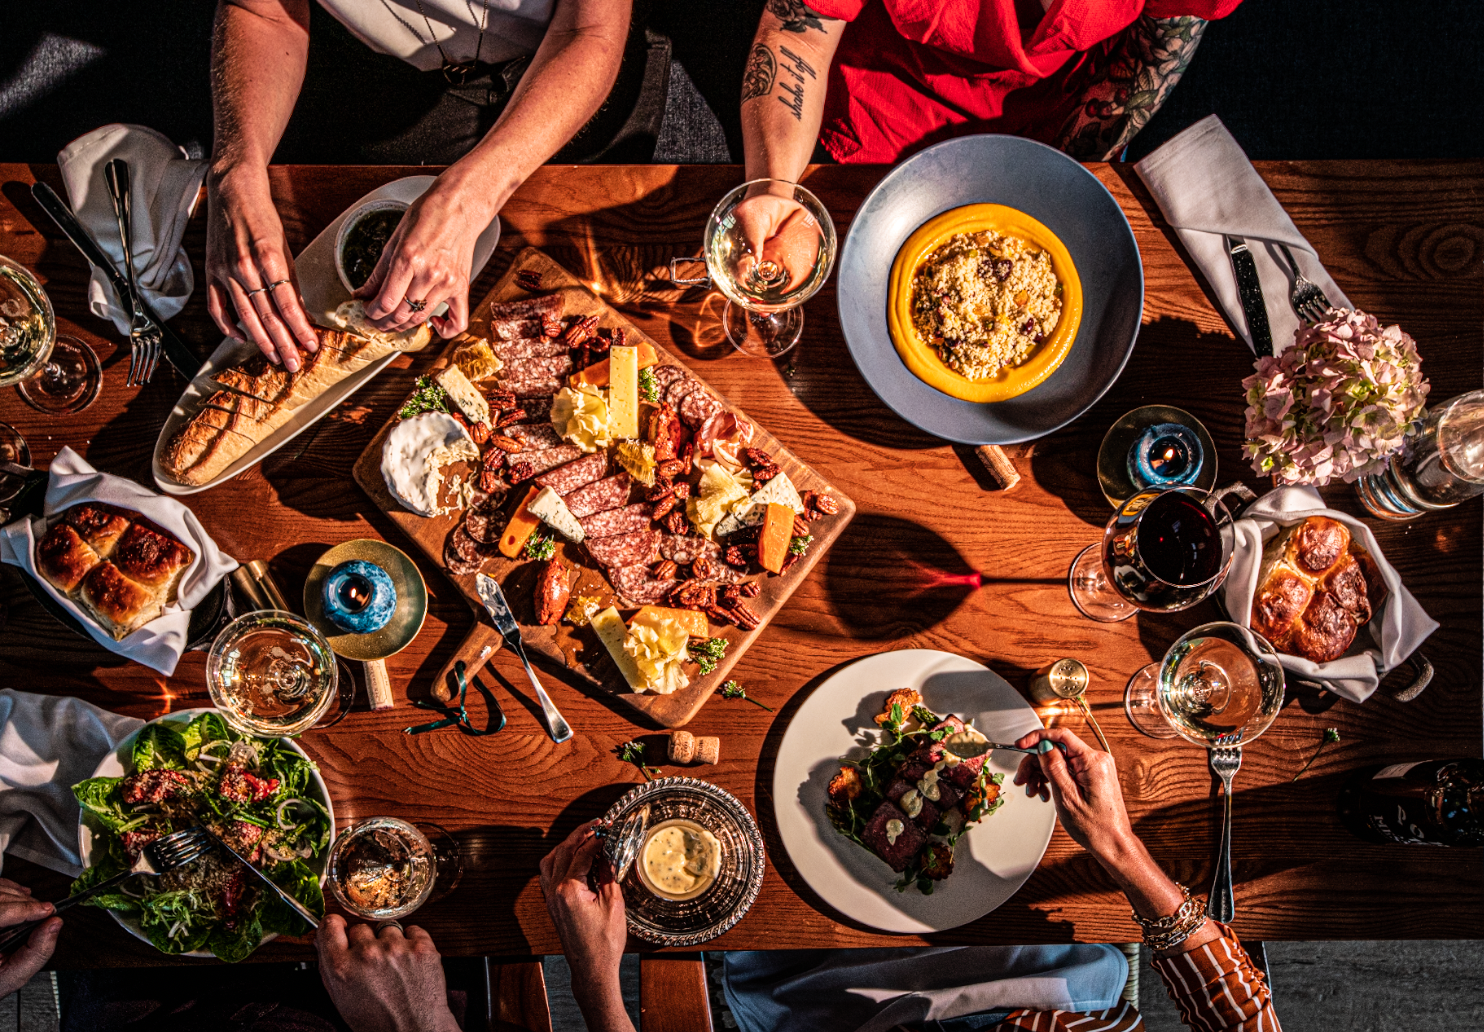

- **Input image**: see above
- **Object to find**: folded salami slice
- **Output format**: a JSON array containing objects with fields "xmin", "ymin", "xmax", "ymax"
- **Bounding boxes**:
[
  {"xmin": 535, "ymin": 451, "xmax": 608, "ymax": 493},
  {"xmin": 608, "ymin": 562, "xmax": 678, "ymax": 607},
  {"xmin": 489, "ymin": 294, "xmax": 564, "ymax": 340},
  {"xmin": 502, "ymin": 354, "xmax": 573, "ymax": 382},
  {"xmin": 520, "ymin": 444, "xmax": 584, "ymax": 477},
  {"xmin": 679, "ymin": 387, "xmax": 723, "ymax": 430},
  {"xmin": 664, "ymin": 376, "xmax": 704, "ymax": 410},
  {"xmin": 659, "ymin": 534, "xmax": 719, "ymax": 565},
  {"xmin": 585, "ymin": 529, "xmax": 660, "ymax": 568},
  {"xmin": 565, "ymin": 472, "xmax": 631, "ymax": 519},
  {"xmin": 507, "ymin": 423, "xmax": 564, "ymax": 451},
  {"xmin": 492, "ymin": 337, "xmax": 569, "ymax": 362},
  {"xmin": 579, "ymin": 502, "xmax": 652, "ymax": 539}
]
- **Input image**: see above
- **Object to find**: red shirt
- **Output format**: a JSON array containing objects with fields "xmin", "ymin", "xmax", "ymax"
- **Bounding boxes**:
[{"xmin": 808, "ymin": 0, "xmax": 1244, "ymax": 163}]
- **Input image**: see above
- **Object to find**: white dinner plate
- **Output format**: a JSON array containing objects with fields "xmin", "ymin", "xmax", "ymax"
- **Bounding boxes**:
[
  {"xmin": 152, "ymin": 175, "xmax": 501, "ymax": 494},
  {"xmin": 76, "ymin": 708, "xmax": 336, "ymax": 958},
  {"xmin": 772, "ymin": 648, "xmax": 1055, "ymax": 933}
]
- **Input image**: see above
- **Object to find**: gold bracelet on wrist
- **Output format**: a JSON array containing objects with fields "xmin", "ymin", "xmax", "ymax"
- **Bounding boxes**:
[{"xmin": 1130, "ymin": 883, "xmax": 1208, "ymax": 952}]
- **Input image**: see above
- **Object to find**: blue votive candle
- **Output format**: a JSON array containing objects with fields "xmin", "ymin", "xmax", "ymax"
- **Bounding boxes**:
[
  {"xmin": 1128, "ymin": 422, "xmax": 1203, "ymax": 489},
  {"xmin": 323, "ymin": 560, "xmax": 398, "ymax": 634}
]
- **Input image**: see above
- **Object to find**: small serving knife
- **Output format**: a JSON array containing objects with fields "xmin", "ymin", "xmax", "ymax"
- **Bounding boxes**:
[
  {"xmin": 476, "ymin": 574, "xmax": 573, "ymax": 743},
  {"xmin": 203, "ymin": 827, "xmax": 320, "ymax": 930},
  {"xmin": 1225, "ymin": 234, "xmax": 1273, "ymax": 357}
]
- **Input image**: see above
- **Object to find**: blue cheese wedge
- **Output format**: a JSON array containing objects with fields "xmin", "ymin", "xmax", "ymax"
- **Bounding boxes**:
[
  {"xmin": 526, "ymin": 486, "xmax": 585, "ymax": 543},
  {"xmin": 381, "ymin": 412, "xmax": 478, "ymax": 517},
  {"xmin": 714, "ymin": 471, "xmax": 805, "ymax": 537},
  {"xmin": 434, "ymin": 364, "xmax": 491, "ymax": 425}
]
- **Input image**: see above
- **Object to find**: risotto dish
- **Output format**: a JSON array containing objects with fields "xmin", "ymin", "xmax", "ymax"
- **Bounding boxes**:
[{"xmin": 888, "ymin": 205, "xmax": 1082, "ymax": 404}]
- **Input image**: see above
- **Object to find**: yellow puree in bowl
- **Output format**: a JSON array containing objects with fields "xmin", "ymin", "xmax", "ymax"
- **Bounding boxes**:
[
  {"xmin": 887, "ymin": 204, "xmax": 1083, "ymax": 403},
  {"xmin": 638, "ymin": 819, "xmax": 721, "ymax": 901}
]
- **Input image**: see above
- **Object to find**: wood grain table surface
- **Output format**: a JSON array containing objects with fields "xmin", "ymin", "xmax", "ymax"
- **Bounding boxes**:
[{"xmin": 0, "ymin": 161, "xmax": 1478, "ymax": 967}]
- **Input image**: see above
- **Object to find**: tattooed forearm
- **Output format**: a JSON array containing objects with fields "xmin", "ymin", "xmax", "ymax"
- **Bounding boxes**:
[
  {"xmin": 741, "ymin": 43, "xmax": 776, "ymax": 102},
  {"xmin": 775, "ymin": 45, "xmax": 816, "ymax": 121},
  {"xmin": 766, "ymin": 0, "xmax": 833, "ymax": 34},
  {"xmin": 1056, "ymin": 15, "xmax": 1209, "ymax": 161}
]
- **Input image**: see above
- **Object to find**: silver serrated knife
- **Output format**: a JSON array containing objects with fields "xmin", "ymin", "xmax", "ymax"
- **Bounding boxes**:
[
  {"xmin": 1225, "ymin": 235, "xmax": 1273, "ymax": 357},
  {"xmin": 476, "ymin": 574, "xmax": 572, "ymax": 743},
  {"xmin": 203, "ymin": 826, "xmax": 320, "ymax": 930}
]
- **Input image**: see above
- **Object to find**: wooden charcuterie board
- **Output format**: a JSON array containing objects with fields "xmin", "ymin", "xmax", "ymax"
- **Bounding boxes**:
[{"xmin": 353, "ymin": 247, "xmax": 855, "ymax": 728}]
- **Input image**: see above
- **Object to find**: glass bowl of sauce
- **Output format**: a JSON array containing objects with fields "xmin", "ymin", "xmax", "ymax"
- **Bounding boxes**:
[
  {"xmin": 636, "ymin": 818, "xmax": 722, "ymax": 902},
  {"xmin": 335, "ymin": 200, "xmax": 409, "ymax": 294}
]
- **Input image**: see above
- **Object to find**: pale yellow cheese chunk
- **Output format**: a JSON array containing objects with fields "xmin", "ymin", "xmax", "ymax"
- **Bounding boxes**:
[
  {"xmin": 608, "ymin": 344, "xmax": 639, "ymax": 440},
  {"xmin": 591, "ymin": 606, "xmax": 645, "ymax": 691}
]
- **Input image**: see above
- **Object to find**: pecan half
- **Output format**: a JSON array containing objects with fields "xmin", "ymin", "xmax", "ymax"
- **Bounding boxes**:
[
  {"xmin": 671, "ymin": 481, "xmax": 691, "ymax": 501},
  {"xmin": 652, "ymin": 559, "xmax": 678, "ymax": 580},
  {"xmin": 792, "ymin": 515, "xmax": 811, "ymax": 537},
  {"xmin": 541, "ymin": 314, "xmax": 564, "ymax": 338},
  {"xmin": 562, "ymin": 315, "xmax": 598, "ymax": 346},
  {"xmin": 651, "ymin": 496, "xmax": 679, "ymax": 521},
  {"xmin": 705, "ymin": 604, "xmax": 733, "ymax": 625},
  {"xmin": 482, "ymin": 449, "xmax": 507, "ymax": 470},
  {"xmin": 664, "ymin": 510, "xmax": 689, "ymax": 535},
  {"xmin": 751, "ymin": 462, "xmax": 780, "ymax": 483},
  {"xmin": 468, "ymin": 421, "xmax": 491, "ymax": 446},
  {"xmin": 515, "ymin": 271, "xmax": 544, "ymax": 291},
  {"xmin": 495, "ymin": 409, "xmax": 527, "ymax": 429},
  {"xmin": 478, "ymin": 468, "xmax": 505, "ymax": 493},
  {"xmin": 488, "ymin": 433, "xmax": 523, "ymax": 454},
  {"xmin": 486, "ymin": 389, "xmax": 517, "ymax": 409},
  {"xmin": 728, "ymin": 601, "xmax": 762, "ymax": 630},
  {"xmin": 677, "ymin": 441, "xmax": 694, "ymax": 467},
  {"xmin": 739, "ymin": 581, "xmax": 761, "ymax": 598},
  {"xmin": 449, "ymin": 411, "xmax": 470, "ymax": 430},
  {"xmin": 743, "ymin": 448, "xmax": 773, "ymax": 467},
  {"xmin": 781, "ymin": 551, "xmax": 803, "ymax": 572},
  {"xmin": 656, "ymin": 458, "xmax": 687, "ymax": 479},
  {"xmin": 647, "ymin": 481, "xmax": 675, "ymax": 502},
  {"xmin": 507, "ymin": 461, "xmax": 536, "ymax": 483},
  {"xmin": 721, "ymin": 583, "xmax": 742, "ymax": 604},
  {"xmin": 671, "ymin": 580, "xmax": 716, "ymax": 610},
  {"xmin": 812, "ymin": 493, "xmax": 840, "ymax": 516},
  {"xmin": 586, "ymin": 331, "xmax": 611, "ymax": 354},
  {"xmin": 723, "ymin": 545, "xmax": 750, "ymax": 569}
]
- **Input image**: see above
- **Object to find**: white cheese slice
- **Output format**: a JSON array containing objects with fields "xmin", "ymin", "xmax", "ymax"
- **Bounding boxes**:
[
  {"xmin": 526, "ymin": 486, "xmax": 586, "ymax": 543},
  {"xmin": 381, "ymin": 412, "xmax": 478, "ymax": 517},
  {"xmin": 714, "ymin": 471, "xmax": 805, "ymax": 537},
  {"xmin": 591, "ymin": 606, "xmax": 645, "ymax": 691},
  {"xmin": 434, "ymin": 364, "xmax": 491, "ymax": 425}
]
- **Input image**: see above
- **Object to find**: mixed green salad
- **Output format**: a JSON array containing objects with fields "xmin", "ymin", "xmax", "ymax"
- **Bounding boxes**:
[{"xmin": 72, "ymin": 712, "xmax": 331, "ymax": 962}]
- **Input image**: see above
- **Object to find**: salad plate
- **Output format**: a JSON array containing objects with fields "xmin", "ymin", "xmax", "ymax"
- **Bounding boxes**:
[
  {"xmin": 771, "ymin": 649, "xmax": 1055, "ymax": 934},
  {"xmin": 75, "ymin": 708, "xmax": 335, "ymax": 961}
]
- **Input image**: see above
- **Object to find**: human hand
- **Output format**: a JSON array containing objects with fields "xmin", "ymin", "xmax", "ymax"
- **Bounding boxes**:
[
  {"xmin": 315, "ymin": 914, "xmax": 459, "ymax": 1032},
  {"xmin": 0, "ymin": 878, "xmax": 59, "ymax": 997},
  {"xmin": 1013, "ymin": 728, "xmax": 1137, "ymax": 863},
  {"xmin": 539, "ymin": 820, "xmax": 627, "ymax": 1009},
  {"xmin": 732, "ymin": 192, "xmax": 820, "ymax": 293},
  {"xmin": 205, "ymin": 163, "xmax": 318, "ymax": 371},
  {"xmin": 355, "ymin": 176, "xmax": 481, "ymax": 339}
]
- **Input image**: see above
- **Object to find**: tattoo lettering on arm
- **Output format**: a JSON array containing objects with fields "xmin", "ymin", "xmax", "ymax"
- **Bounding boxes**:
[
  {"xmin": 741, "ymin": 43, "xmax": 777, "ymax": 103},
  {"xmin": 775, "ymin": 45, "xmax": 817, "ymax": 122},
  {"xmin": 766, "ymin": 0, "xmax": 833, "ymax": 34},
  {"xmin": 1056, "ymin": 15, "xmax": 1209, "ymax": 161}
]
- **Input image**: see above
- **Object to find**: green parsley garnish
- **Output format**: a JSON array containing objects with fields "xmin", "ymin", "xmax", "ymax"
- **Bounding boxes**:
[
  {"xmin": 789, "ymin": 534, "xmax": 813, "ymax": 556},
  {"xmin": 719, "ymin": 679, "xmax": 774, "ymax": 713},
  {"xmin": 688, "ymin": 637, "xmax": 728, "ymax": 675},
  {"xmin": 1293, "ymin": 727, "xmax": 1341, "ymax": 781},
  {"xmin": 617, "ymin": 740, "xmax": 659, "ymax": 781},
  {"xmin": 638, "ymin": 367, "xmax": 659, "ymax": 403},
  {"xmin": 523, "ymin": 530, "xmax": 556, "ymax": 561},
  {"xmin": 397, "ymin": 376, "xmax": 449, "ymax": 419}
]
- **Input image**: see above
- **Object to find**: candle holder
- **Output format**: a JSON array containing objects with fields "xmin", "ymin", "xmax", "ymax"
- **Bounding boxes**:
[{"xmin": 1096, "ymin": 405, "xmax": 1217, "ymax": 508}]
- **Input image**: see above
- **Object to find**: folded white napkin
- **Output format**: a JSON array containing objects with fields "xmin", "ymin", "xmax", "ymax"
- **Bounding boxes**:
[
  {"xmin": 57, "ymin": 124, "xmax": 207, "ymax": 336},
  {"xmin": 0, "ymin": 448, "xmax": 238, "ymax": 675},
  {"xmin": 1134, "ymin": 114, "xmax": 1351, "ymax": 354},
  {"xmin": 1222, "ymin": 486, "xmax": 1437, "ymax": 704},
  {"xmin": 0, "ymin": 691, "xmax": 143, "ymax": 878}
]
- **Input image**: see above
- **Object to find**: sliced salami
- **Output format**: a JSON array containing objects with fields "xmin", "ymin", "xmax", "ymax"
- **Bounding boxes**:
[
  {"xmin": 444, "ymin": 529, "xmax": 485, "ymax": 575},
  {"xmin": 579, "ymin": 502, "xmax": 652, "ymax": 539},
  {"xmin": 507, "ymin": 396, "xmax": 554, "ymax": 424},
  {"xmin": 664, "ymin": 375, "xmax": 704, "ymax": 410},
  {"xmin": 491, "ymin": 337, "xmax": 569, "ymax": 362},
  {"xmin": 648, "ymin": 364, "xmax": 686, "ymax": 392},
  {"xmin": 608, "ymin": 563, "xmax": 679, "ymax": 607},
  {"xmin": 693, "ymin": 553, "xmax": 746, "ymax": 584},
  {"xmin": 489, "ymin": 294, "xmax": 564, "ymax": 340},
  {"xmin": 565, "ymin": 472, "xmax": 631, "ymax": 518},
  {"xmin": 502, "ymin": 354, "xmax": 573, "ymax": 381},
  {"xmin": 659, "ymin": 534, "xmax": 719, "ymax": 565},
  {"xmin": 521, "ymin": 444, "xmax": 584, "ymax": 477},
  {"xmin": 497, "ymin": 375, "xmax": 564, "ymax": 396},
  {"xmin": 585, "ymin": 529, "xmax": 660, "ymax": 567},
  {"xmin": 464, "ymin": 507, "xmax": 497, "ymax": 545},
  {"xmin": 536, "ymin": 451, "xmax": 608, "ymax": 493},
  {"xmin": 679, "ymin": 387, "xmax": 723, "ymax": 430},
  {"xmin": 450, "ymin": 524, "xmax": 492, "ymax": 564},
  {"xmin": 507, "ymin": 423, "xmax": 564, "ymax": 451}
]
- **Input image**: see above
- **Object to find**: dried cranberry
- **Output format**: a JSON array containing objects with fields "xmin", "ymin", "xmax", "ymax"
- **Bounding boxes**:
[
  {"xmin": 992, "ymin": 258, "xmax": 1013, "ymax": 281},
  {"xmin": 1020, "ymin": 318, "xmax": 1037, "ymax": 336}
]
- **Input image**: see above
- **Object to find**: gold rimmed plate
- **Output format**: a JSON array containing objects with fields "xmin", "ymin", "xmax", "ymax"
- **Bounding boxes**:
[{"xmin": 303, "ymin": 539, "xmax": 427, "ymax": 662}]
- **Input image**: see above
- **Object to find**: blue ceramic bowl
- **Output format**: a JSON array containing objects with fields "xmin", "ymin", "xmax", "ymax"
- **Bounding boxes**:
[{"xmin": 836, "ymin": 134, "xmax": 1144, "ymax": 445}]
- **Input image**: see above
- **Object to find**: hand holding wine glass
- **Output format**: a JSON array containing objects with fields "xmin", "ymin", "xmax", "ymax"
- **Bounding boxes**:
[{"xmin": 732, "ymin": 191, "xmax": 820, "ymax": 294}]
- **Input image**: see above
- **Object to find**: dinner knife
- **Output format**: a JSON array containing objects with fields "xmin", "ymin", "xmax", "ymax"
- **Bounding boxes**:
[
  {"xmin": 1225, "ymin": 234, "xmax": 1273, "ymax": 358},
  {"xmin": 203, "ymin": 827, "xmax": 320, "ymax": 930},
  {"xmin": 476, "ymin": 574, "xmax": 573, "ymax": 743},
  {"xmin": 30, "ymin": 181, "xmax": 203, "ymax": 379}
]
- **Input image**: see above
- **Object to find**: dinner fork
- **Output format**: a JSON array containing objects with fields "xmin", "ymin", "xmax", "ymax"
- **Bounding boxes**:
[
  {"xmin": 1277, "ymin": 242, "xmax": 1333, "ymax": 324},
  {"xmin": 0, "ymin": 826, "xmax": 211, "ymax": 953},
  {"xmin": 103, "ymin": 159, "xmax": 163, "ymax": 385},
  {"xmin": 1206, "ymin": 741, "xmax": 1242, "ymax": 924}
]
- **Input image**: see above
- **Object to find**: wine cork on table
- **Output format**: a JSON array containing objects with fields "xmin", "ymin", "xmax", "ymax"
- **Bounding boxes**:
[
  {"xmin": 694, "ymin": 736, "xmax": 720, "ymax": 765},
  {"xmin": 975, "ymin": 446, "xmax": 1021, "ymax": 491},
  {"xmin": 669, "ymin": 731, "xmax": 697, "ymax": 764}
]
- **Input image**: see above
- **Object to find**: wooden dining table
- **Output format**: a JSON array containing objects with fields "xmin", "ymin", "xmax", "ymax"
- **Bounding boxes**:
[{"xmin": 0, "ymin": 160, "xmax": 1479, "ymax": 968}]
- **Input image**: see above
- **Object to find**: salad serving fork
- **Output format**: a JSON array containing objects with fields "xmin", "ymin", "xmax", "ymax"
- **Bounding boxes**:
[{"xmin": 0, "ymin": 826, "xmax": 211, "ymax": 954}]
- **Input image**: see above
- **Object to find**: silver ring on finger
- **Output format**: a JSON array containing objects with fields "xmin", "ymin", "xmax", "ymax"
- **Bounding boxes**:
[
  {"xmin": 266, "ymin": 279, "xmax": 292, "ymax": 290},
  {"xmin": 245, "ymin": 285, "xmax": 271, "ymax": 297},
  {"xmin": 376, "ymin": 920, "xmax": 404, "ymax": 935},
  {"xmin": 405, "ymin": 298, "xmax": 428, "ymax": 313}
]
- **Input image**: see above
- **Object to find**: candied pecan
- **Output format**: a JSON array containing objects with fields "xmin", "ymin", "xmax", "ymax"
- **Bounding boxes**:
[
  {"xmin": 664, "ymin": 510, "xmax": 689, "ymax": 535},
  {"xmin": 515, "ymin": 271, "xmax": 543, "ymax": 291},
  {"xmin": 743, "ymin": 448, "xmax": 773, "ymax": 468},
  {"xmin": 752, "ymin": 462, "xmax": 780, "ymax": 483},
  {"xmin": 671, "ymin": 481, "xmax": 691, "ymax": 501},
  {"xmin": 495, "ymin": 409, "xmax": 527, "ymax": 429},
  {"xmin": 723, "ymin": 545, "xmax": 750, "ymax": 569},
  {"xmin": 562, "ymin": 315, "xmax": 598, "ymax": 346},
  {"xmin": 651, "ymin": 496, "xmax": 679, "ymax": 520},
  {"xmin": 610, "ymin": 327, "xmax": 627, "ymax": 348},
  {"xmin": 739, "ymin": 581, "xmax": 761, "ymax": 598},
  {"xmin": 705, "ymin": 604, "xmax": 733, "ymax": 625},
  {"xmin": 478, "ymin": 468, "xmax": 504, "ymax": 493},
  {"xmin": 652, "ymin": 559, "xmax": 678, "ymax": 580},
  {"xmin": 671, "ymin": 580, "xmax": 716, "ymax": 610},
  {"xmin": 781, "ymin": 551, "xmax": 803, "ymax": 572},
  {"xmin": 677, "ymin": 441, "xmax": 694, "ymax": 466},
  {"xmin": 586, "ymin": 331, "xmax": 611, "ymax": 354},
  {"xmin": 508, "ymin": 461, "xmax": 536, "ymax": 483},
  {"xmin": 812, "ymin": 493, "xmax": 840, "ymax": 516},
  {"xmin": 800, "ymin": 490, "xmax": 816, "ymax": 511},
  {"xmin": 468, "ymin": 420, "xmax": 491, "ymax": 446},
  {"xmin": 727, "ymin": 601, "xmax": 762, "ymax": 630},
  {"xmin": 647, "ymin": 480, "xmax": 675, "ymax": 502},
  {"xmin": 792, "ymin": 515, "xmax": 811, "ymax": 537},
  {"xmin": 487, "ymin": 433, "xmax": 522, "ymax": 454},
  {"xmin": 482, "ymin": 449, "xmax": 507, "ymax": 470},
  {"xmin": 449, "ymin": 411, "xmax": 470, "ymax": 430},
  {"xmin": 541, "ymin": 314, "xmax": 564, "ymax": 338},
  {"xmin": 656, "ymin": 458, "xmax": 687, "ymax": 479},
  {"xmin": 486, "ymin": 389, "xmax": 517, "ymax": 409},
  {"xmin": 721, "ymin": 584, "xmax": 742, "ymax": 604}
]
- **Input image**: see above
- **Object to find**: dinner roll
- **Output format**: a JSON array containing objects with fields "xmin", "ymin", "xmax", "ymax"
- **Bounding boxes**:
[{"xmin": 1250, "ymin": 516, "xmax": 1384, "ymax": 664}]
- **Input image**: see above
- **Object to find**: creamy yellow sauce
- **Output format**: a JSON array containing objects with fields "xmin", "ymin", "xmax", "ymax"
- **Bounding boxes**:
[
  {"xmin": 636, "ymin": 819, "xmax": 722, "ymax": 901},
  {"xmin": 888, "ymin": 204, "xmax": 1083, "ymax": 403}
]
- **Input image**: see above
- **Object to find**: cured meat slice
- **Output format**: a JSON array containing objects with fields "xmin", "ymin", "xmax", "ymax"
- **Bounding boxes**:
[
  {"xmin": 489, "ymin": 294, "xmax": 564, "ymax": 340},
  {"xmin": 659, "ymin": 534, "xmax": 719, "ymax": 565},
  {"xmin": 565, "ymin": 473, "xmax": 631, "ymax": 519},
  {"xmin": 450, "ymin": 524, "xmax": 493, "ymax": 564},
  {"xmin": 501, "ymin": 355, "xmax": 573, "ymax": 381},
  {"xmin": 497, "ymin": 375, "xmax": 564, "ymax": 396},
  {"xmin": 464, "ymin": 507, "xmax": 497, "ymax": 545},
  {"xmin": 507, "ymin": 424, "xmax": 564, "ymax": 451},
  {"xmin": 579, "ymin": 502, "xmax": 652, "ymax": 539},
  {"xmin": 503, "ymin": 396, "xmax": 554, "ymax": 425},
  {"xmin": 535, "ymin": 451, "xmax": 608, "ymax": 493},
  {"xmin": 608, "ymin": 563, "xmax": 679, "ymax": 607},
  {"xmin": 491, "ymin": 337, "xmax": 569, "ymax": 361},
  {"xmin": 444, "ymin": 531, "xmax": 484, "ymax": 575},
  {"xmin": 521, "ymin": 444, "xmax": 584, "ymax": 477},
  {"xmin": 648, "ymin": 364, "xmax": 686, "ymax": 392},
  {"xmin": 679, "ymin": 387, "xmax": 723, "ymax": 430},
  {"xmin": 693, "ymin": 553, "xmax": 746, "ymax": 584},
  {"xmin": 585, "ymin": 529, "xmax": 660, "ymax": 567},
  {"xmin": 664, "ymin": 375, "xmax": 704, "ymax": 410}
]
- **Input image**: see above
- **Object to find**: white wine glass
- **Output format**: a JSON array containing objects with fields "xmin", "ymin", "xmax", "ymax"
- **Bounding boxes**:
[
  {"xmin": 0, "ymin": 255, "xmax": 102, "ymax": 411},
  {"xmin": 207, "ymin": 610, "xmax": 350, "ymax": 737},
  {"xmin": 1125, "ymin": 621, "xmax": 1284, "ymax": 742},
  {"xmin": 670, "ymin": 179, "xmax": 837, "ymax": 358}
]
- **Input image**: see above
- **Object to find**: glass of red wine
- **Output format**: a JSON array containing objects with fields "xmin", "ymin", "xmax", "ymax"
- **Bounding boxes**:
[{"xmin": 1068, "ymin": 486, "xmax": 1236, "ymax": 623}]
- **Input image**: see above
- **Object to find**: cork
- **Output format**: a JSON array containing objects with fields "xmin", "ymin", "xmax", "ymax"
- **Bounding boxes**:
[
  {"xmin": 669, "ymin": 731, "xmax": 697, "ymax": 764},
  {"xmin": 694, "ymin": 736, "xmax": 721, "ymax": 765}
]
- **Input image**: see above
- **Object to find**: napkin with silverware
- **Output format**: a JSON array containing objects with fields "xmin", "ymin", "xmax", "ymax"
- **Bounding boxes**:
[
  {"xmin": 1223, "ymin": 486, "xmax": 1437, "ymax": 704},
  {"xmin": 57, "ymin": 124, "xmax": 206, "ymax": 336},
  {"xmin": 0, "ymin": 448, "xmax": 237, "ymax": 676},
  {"xmin": 0, "ymin": 690, "xmax": 142, "ymax": 877},
  {"xmin": 1134, "ymin": 114, "xmax": 1351, "ymax": 354}
]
